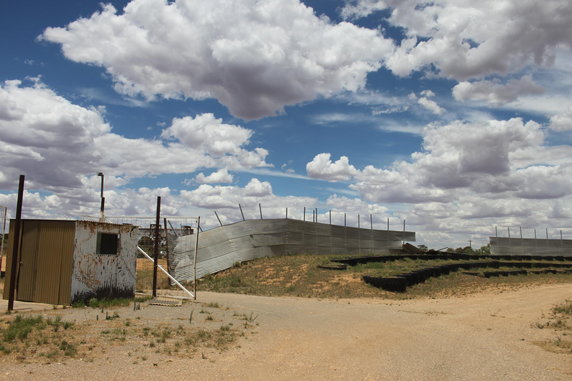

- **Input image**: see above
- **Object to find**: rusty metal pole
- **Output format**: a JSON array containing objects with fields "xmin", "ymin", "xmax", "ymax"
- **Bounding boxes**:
[
  {"xmin": 152, "ymin": 196, "xmax": 161, "ymax": 298},
  {"xmin": 8, "ymin": 175, "xmax": 25, "ymax": 311}
]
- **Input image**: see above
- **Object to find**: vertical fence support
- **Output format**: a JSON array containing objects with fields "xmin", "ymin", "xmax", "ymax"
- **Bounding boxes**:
[
  {"xmin": 238, "ymin": 204, "xmax": 245, "ymax": 221},
  {"xmin": 357, "ymin": 214, "xmax": 361, "ymax": 254},
  {"xmin": 163, "ymin": 217, "xmax": 170, "ymax": 274},
  {"xmin": 152, "ymin": 196, "xmax": 161, "ymax": 298},
  {"xmin": 8, "ymin": 175, "xmax": 25, "ymax": 312},
  {"xmin": 193, "ymin": 216, "xmax": 200, "ymax": 300},
  {"xmin": 259, "ymin": 203, "xmax": 263, "ymax": 220},
  {"xmin": 370, "ymin": 214, "xmax": 374, "ymax": 254},
  {"xmin": 0, "ymin": 205, "xmax": 7, "ymax": 281},
  {"xmin": 214, "ymin": 211, "xmax": 223, "ymax": 226}
]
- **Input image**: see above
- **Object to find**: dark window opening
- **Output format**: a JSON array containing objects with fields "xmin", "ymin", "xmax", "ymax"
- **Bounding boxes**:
[{"xmin": 97, "ymin": 232, "xmax": 119, "ymax": 255}]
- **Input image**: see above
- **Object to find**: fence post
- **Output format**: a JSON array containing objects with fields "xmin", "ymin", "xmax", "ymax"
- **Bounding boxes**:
[
  {"xmin": 238, "ymin": 204, "xmax": 245, "ymax": 221},
  {"xmin": 152, "ymin": 196, "xmax": 161, "ymax": 298},
  {"xmin": 8, "ymin": 175, "xmax": 25, "ymax": 312},
  {"xmin": 214, "ymin": 211, "xmax": 223, "ymax": 226}
]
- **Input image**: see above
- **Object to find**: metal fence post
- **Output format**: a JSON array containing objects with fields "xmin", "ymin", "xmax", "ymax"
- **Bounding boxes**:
[{"xmin": 8, "ymin": 175, "xmax": 25, "ymax": 311}]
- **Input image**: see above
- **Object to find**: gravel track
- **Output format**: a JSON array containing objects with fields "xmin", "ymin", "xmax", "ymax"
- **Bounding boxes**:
[{"xmin": 1, "ymin": 283, "xmax": 571, "ymax": 380}]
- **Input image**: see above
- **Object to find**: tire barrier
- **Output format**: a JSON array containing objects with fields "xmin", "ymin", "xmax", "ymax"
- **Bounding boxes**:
[
  {"xmin": 333, "ymin": 253, "xmax": 572, "ymax": 266},
  {"xmin": 358, "ymin": 260, "xmax": 572, "ymax": 292},
  {"xmin": 316, "ymin": 264, "xmax": 348, "ymax": 270}
]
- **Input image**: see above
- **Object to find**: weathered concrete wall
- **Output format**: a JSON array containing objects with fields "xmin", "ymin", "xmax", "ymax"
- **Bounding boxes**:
[
  {"xmin": 490, "ymin": 236, "xmax": 572, "ymax": 256},
  {"xmin": 171, "ymin": 219, "xmax": 415, "ymax": 281},
  {"xmin": 71, "ymin": 221, "xmax": 139, "ymax": 302}
]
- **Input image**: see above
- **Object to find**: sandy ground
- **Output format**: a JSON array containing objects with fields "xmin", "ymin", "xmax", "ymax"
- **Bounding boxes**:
[{"xmin": 1, "ymin": 283, "xmax": 571, "ymax": 381}]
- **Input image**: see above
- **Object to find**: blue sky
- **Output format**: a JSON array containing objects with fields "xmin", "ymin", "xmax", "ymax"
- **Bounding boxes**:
[{"xmin": 1, "ymin": 0, "xmax": 572, "ymax": 248}]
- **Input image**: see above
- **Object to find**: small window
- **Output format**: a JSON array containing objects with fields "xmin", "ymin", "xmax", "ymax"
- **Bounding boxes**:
[{"xmin": 97, "ymin": 232, "xmax": 119, "ymax": 255}]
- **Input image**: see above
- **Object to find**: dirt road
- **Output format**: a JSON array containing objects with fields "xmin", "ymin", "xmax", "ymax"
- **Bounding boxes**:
[{"xmin": 1, "ymin": 284, "xmax": 571, "ymax": 380}]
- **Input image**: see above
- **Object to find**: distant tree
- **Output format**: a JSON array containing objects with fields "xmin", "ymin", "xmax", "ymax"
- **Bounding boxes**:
[
  {"xmin": 453, "ymin": 246, "xmax": 475, "ymax": 254},
  {"xmin": 474, "ymin": 244, "xmax": 491, "ymax": 255}
]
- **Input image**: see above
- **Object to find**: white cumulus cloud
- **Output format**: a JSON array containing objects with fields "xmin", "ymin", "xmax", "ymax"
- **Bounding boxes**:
[
  {"xmin": 195, "ymin": 169, "xmax": 234, "ymax": 184},
  {"xmin": 453, "ymin": 75, "xmax": 545, "ymax": 105},
  {"xmin": 306, "ymin": 153, "xmax": 358, "ymax": 181},
  {"xmin": 549, "ymin": 105, "xmax": 572, "ymax": 131},
  {"xmin": 41, "ymin": 0, "xmax": 393, "ymax": 119},
  {"xmin": 0, "ymin": 79, "xmax": 269, "ymax": 192},
  {"xmin": 343, "ymin": 0, "xmax": 572, "ymax": 81}
]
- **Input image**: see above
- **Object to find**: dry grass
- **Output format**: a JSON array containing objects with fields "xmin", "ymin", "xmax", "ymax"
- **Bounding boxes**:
[
  {"xmin": 136, "ymin": 258, "xmax": 171, "ymax": 291},
  {"xmin": 197, "ymin": 254, "xmax": 572, "ymax": 299},
  {"xmin": 534, "ymin": 299, "xmax": 572, "ymax": 354},
  {"xmin": 0, "ymin": 298, "xmax": 255, "ymax": 364}
]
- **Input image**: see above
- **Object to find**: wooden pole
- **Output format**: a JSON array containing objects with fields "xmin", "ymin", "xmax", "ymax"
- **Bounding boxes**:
[
  {"xmin": 8, "ymin": 175, "xmax": 25, "ymax": 311},
  {"xmin": 259, "ymin": 203, "xmax": 263, "ymax": 219},
  {"xmin": 238, "ymin": 204, "xmax": 245, "ymax": 221},
  {"xmin": 152, "ymin": 196, "xmax": 161, "ymax": 298}
]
